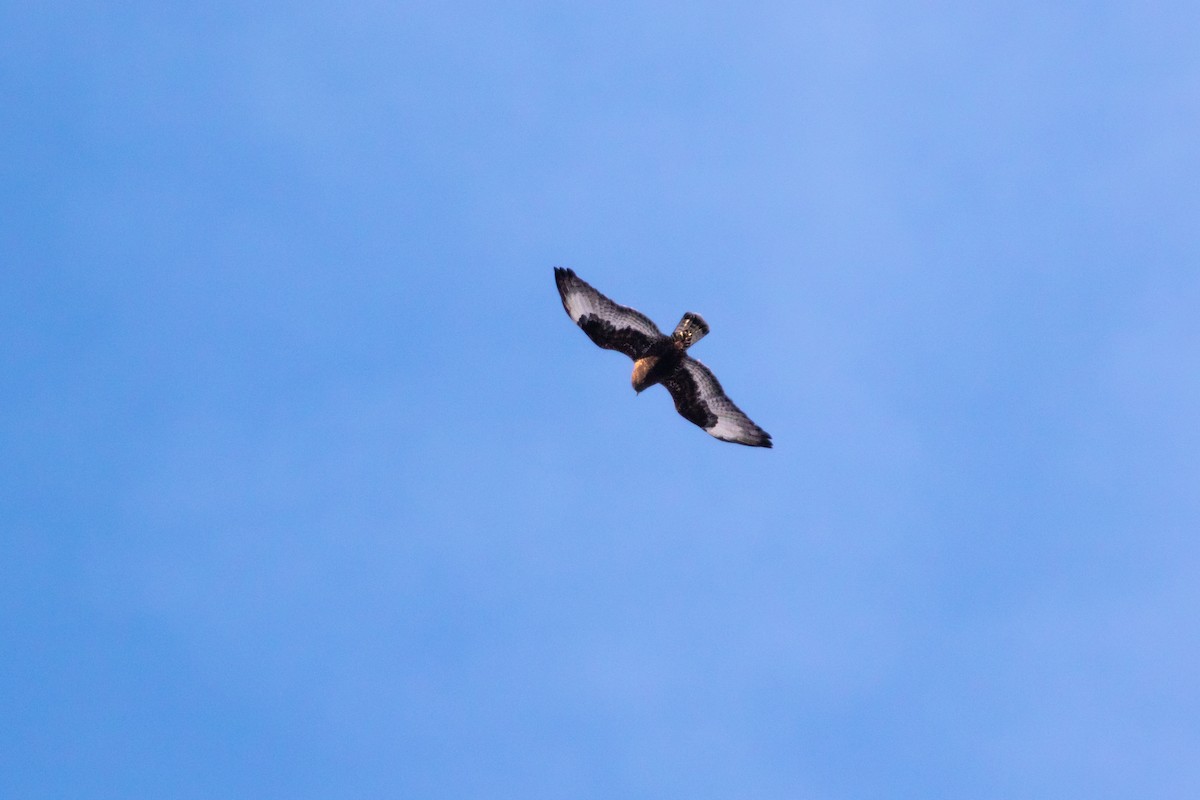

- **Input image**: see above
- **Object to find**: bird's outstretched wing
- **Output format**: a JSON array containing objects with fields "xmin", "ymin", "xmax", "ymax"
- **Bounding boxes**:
[
  {"xmin": 554, "ymin": 267, "xmax": 664, "ymax": 360},
  {"xmin": 661, "ymin": 357, "xmax": 772, "ymax": 447}
]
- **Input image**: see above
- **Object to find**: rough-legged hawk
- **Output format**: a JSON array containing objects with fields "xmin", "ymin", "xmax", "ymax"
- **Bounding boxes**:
[{"xmin": 554, "ymin": 267, "xmax": 772, "ymax": 448}]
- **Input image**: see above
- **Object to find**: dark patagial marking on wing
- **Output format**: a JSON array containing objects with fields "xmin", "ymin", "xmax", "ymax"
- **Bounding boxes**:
[
  {"xmin": 660, "ymin": 364, "xmax": 717, "ymax": 429},
  {"xmin": 578, "ymin": 316, "xmax": 658, "ymax": 359}
]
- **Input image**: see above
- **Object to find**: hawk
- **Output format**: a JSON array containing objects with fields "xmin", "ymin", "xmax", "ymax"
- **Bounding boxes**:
[{"xmin": 554, "ymin": 267, "xmax": 772, "ymax": 448}]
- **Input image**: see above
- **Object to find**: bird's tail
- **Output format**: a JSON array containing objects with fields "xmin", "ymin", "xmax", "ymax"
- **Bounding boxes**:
[{"xmin": 672, "ymin": 312, "xmax": 710, "ymax": 350}]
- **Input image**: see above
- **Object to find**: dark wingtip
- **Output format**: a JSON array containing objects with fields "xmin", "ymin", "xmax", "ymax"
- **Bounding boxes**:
[
  {"xmin": 744, "ymin": 428, "xmax": 772, "ymax": 448},
  {"xmin": 554, "ymin": 267, "xmax": 576, "ymax": 293},
  {"xmin": 717, "ymin": 429, "xmax": 773, "ymax": 448}
]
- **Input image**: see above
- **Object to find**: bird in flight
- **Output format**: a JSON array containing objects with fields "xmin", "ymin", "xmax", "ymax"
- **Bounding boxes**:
[{"xmin": 554, "ymin": 267, "xmax": 772, "ymax": 448}]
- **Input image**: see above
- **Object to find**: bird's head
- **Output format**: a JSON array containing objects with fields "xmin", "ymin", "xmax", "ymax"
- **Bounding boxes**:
[{"xmin": 631, "ymin": 356, "xmax": 656, "ymax": 394}]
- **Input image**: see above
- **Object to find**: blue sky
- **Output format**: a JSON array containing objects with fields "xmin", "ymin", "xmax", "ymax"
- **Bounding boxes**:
[{"xmin": 3, "ymin": 2, "xmax": 1199, "ymax": 797}]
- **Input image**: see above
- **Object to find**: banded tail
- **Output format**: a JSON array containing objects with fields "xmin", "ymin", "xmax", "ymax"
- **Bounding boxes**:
[{"xmin": 672, "ymin": 312, "xmax": 709, "ymax": 350}]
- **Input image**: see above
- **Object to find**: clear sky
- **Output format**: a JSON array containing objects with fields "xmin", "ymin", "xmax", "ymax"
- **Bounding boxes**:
[{"xmin": 3, "ymin": 2, "xmax": 1199, "ymax": 797}]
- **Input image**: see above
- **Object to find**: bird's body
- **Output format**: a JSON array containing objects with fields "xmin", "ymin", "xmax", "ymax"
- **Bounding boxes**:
[{"xmin": 553, "ymin": 267, "xmax": 772, "ymax": 448}]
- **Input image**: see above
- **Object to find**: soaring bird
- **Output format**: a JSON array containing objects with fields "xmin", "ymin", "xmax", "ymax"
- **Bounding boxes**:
[{"xmin": 554, "ymin": 267, "xmax": 772, "ymax": 448}]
